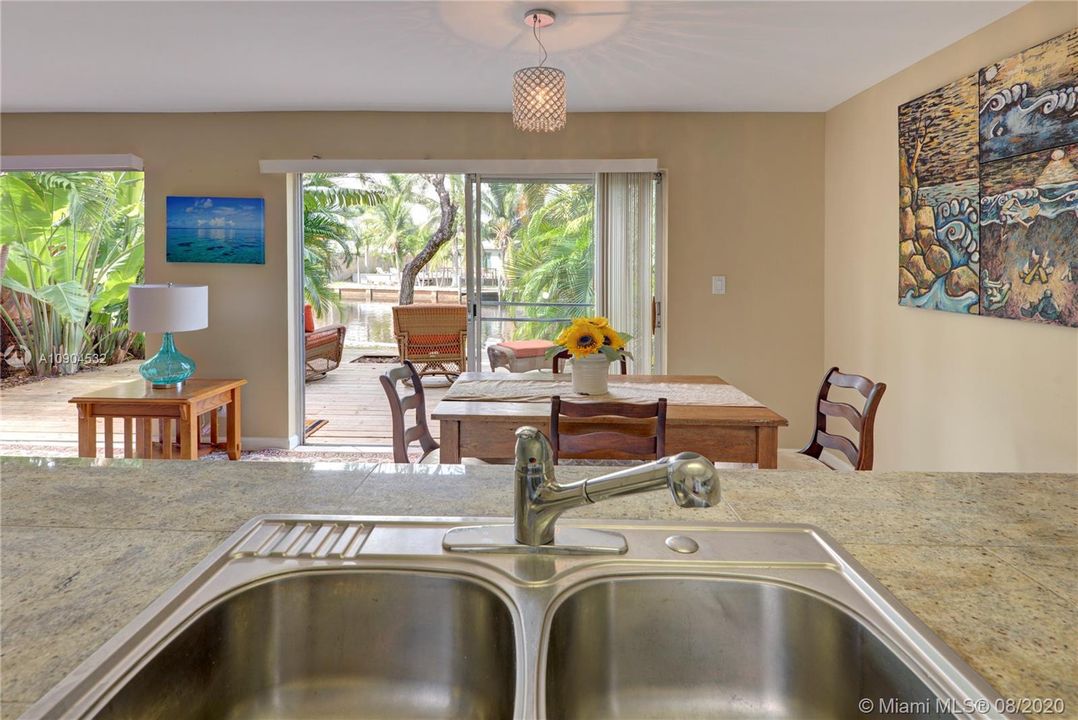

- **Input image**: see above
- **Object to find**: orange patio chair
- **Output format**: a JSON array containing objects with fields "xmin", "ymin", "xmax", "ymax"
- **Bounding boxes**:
[{"xmin": 304, "ymin": 304, "xmax": 346, "ymax": 382}]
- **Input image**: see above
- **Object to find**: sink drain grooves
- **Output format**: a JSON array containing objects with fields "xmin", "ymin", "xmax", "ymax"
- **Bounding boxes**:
[
  {"xmin": 231, "ymin": 521, "xmax": 370, "ymax": 559},
  {"xmin": 301, "ymin": 524, "xmax": 334, "ymax": 556},
  {"xmin": 275, "ymin": 524, "xmax": 311, "ymax": 556}
]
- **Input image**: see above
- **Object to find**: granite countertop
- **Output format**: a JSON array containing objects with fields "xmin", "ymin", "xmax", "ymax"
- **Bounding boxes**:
[{"xmin": 0, "ymin": 457, "xmax": 1074, "ymax": 718}]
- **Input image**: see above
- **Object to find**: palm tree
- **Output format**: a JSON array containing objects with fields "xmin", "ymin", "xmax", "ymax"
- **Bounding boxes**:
[
  {"xmin": 358, "ymin": 174, "xmax": 425, "ymax": 273},
  {"xmin": 503, "ymin": 184, "xmax": 595, "ymax": 340},
  {"xmin": 302, "ymin": 174, "xmax": 381, "ymax": 316},
  {"xmin": 481, "ymin": 182, "xmax": 545, "ymax": 292}
]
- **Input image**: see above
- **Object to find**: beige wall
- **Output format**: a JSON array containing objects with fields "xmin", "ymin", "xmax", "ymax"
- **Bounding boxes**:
[
  {"xmin": 1, "ymin": 112, "xmax": 825, "ymax": 447},
  {"xmin": 824, "ymin": 2, "xmax": 1078, "ymax": 472}
]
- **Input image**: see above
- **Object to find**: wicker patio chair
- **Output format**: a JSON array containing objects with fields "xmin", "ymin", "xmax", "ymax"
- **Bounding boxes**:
[
  {"xmin": 391, "ymin": 304, "xmax": 467, "ymax": 381},
  {"xmin": 304, "ymin": 304, "xmax": 346, "ymax": 382}
]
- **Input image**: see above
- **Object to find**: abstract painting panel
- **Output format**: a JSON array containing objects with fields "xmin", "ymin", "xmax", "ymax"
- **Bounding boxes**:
[
  {"xmin": 166, "ymin": 196, "xmax": 265, "ymax": 265},
  {"xmin": 979, "ymin": 144, "xmax": 1078, "ymax": 327},
  {"xmin": 898, "ymin": 74, "xmax": 981, "ymax": 314},
  {"xmin": 979, "ymin": 29, "xmax": 1078, "ymax": 164}
]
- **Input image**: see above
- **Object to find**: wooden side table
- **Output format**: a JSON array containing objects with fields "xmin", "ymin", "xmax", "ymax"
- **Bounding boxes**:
[{"xmin": 69, "ymin": 379, "xmax": 247, "ymax": 460}]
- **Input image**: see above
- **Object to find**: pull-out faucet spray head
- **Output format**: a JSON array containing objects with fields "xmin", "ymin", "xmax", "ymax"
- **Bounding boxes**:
[
  {"xmin": 512, "ymin": 427, "xmax": 720, "ymax": 546},
  {"xmin": 664, "ymin": 452, "xmax": 721, "ymax": 508}
]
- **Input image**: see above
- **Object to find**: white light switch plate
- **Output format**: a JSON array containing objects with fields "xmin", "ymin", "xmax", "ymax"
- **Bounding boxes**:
[{"xmin": 711, "ymin": 276, "xmax": 726, "ymax": 295}]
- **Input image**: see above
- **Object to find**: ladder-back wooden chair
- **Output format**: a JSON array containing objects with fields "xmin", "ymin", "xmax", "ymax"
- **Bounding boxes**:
[
  {"xmin": 550, "ymin": 396, "xmax": 667, "ymax": 464},
  {"xmin": 379, "ymin": 361, "xmax": 439, "ymax": 463},
  {"xmin": 781, "ymin": 367, "xmax": 886, "ymax": 471},
  {"xmin": 551, "ymin": 349, "xmax": 628, "ymax": 375}
]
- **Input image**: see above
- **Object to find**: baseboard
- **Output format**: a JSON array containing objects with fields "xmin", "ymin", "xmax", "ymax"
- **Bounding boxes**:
[{"xmin": 242, "ymin": 435, "xmax": 299, "ymax": 451}]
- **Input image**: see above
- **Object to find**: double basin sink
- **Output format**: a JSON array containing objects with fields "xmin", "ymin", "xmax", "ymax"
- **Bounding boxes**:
[{"xmin": 23, "ymin": 516, "xmax": 1012, "ymax": 719}]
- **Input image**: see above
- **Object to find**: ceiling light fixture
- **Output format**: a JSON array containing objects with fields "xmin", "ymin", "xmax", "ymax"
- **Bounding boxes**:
[{"xmin": 513, "ymin": 9, "xmax": 566, "ymax": 133}]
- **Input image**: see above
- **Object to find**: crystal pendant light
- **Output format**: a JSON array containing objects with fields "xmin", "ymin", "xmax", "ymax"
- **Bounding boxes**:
[{"xmin": 513, "ymin": 9, "xmax": 566, "ymax": 133}]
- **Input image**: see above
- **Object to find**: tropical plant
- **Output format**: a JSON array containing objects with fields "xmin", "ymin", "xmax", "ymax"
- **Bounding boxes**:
[
  {"xmin": 302, "ymin": 173, "xmax": 382, "ymax": 316},
  {"xmin": 503, "ymin": 184, "xmax": 596, "ymax": 340},
  {"xmin": 0, "ymin": 171, "xmax": 145, "ymax": 376},
  {"xmin": 481, "ymin": 182, "xmax": 545, "ymax": 292},
  {"xmin": 357, "ymin": 174, "xmax": 425, "ymax": 272}
]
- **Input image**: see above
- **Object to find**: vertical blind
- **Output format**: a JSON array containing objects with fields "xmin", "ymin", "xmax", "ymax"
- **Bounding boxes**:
[{"xmin": 597, "ymin": 172, "xmax": 656, "ymax": 373}]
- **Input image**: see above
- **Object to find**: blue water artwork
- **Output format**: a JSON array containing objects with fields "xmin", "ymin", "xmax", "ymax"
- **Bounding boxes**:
[
  {"xmin": 166, "ymin": 196, "xmax": 265, "ymax": 265},
  {"xmin": 979, "ymin": 29, "xmax": 1078, "ymax": 164}
]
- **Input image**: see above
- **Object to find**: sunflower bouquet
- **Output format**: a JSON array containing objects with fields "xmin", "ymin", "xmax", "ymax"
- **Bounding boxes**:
[{"xmin": 546, "ymin": 316, "xmax": 633, "ymax": 363}]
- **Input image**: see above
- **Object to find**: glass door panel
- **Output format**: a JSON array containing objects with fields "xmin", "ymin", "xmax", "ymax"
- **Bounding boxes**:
[{"xmin": 466, "ymin": 177, "xmax": 596, "ymax": 370}]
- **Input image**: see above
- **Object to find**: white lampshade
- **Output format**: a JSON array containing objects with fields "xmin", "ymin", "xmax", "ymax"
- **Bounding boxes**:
[{"xmin": 128, "ymin": 284, "xmax": 208, "ymax": 333}]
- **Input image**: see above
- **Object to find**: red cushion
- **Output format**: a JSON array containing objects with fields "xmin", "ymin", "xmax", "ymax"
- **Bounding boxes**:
[
  {"xmin": 306, "ymin": 330, "xmax": 338, "ymax": 349},
  {"xmin": 304, "ymin": 304, "xmax": 315, "ymax": 333},
  {"xmin": 498, "ymin": 339, "xmax": 555, "ymax": 358}
]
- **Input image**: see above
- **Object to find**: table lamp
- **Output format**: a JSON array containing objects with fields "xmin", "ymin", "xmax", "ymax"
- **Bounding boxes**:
[{"xmin": 128, "ymin": 284, "xmax": 208, "ymax": 389}]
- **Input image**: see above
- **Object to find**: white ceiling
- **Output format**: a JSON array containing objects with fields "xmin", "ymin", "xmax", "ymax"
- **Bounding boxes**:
[{"xmin": 0, "ymin": 0, "xmax": 1025, "ymax": 113}]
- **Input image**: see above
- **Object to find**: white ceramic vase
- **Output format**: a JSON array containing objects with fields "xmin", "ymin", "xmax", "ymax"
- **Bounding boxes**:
[{"xmin": 570, "ymin": 353, "xmax": 611, "ymax": 395}]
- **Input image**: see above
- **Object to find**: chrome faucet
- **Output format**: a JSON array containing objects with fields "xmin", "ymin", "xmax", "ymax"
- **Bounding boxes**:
[{"xmin": 512, "ymin": 426, "xmax": 720, "ymax": 546}]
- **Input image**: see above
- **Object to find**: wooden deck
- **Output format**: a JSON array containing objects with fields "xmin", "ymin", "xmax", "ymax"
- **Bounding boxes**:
[
  {"xmin": 1, "ymin": 361, "xmax": 145, "ymax": 452},
  {"xmin": 303, "ymin": 349, "xmax": 452, "ymax": 447},
  {"xmin": 0, "ymin": 349, "xmax": 449, "ymax": 454}
]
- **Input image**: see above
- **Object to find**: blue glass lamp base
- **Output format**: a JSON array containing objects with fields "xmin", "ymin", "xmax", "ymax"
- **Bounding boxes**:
[{"xmin": 140, "ymin": 332, "xmax": 196, "ymax": 388}]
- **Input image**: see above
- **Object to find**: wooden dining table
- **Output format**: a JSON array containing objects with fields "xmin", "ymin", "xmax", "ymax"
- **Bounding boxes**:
[{"xmin": 431, "ymin": 372, "xmax": 788, "ymax": 467}]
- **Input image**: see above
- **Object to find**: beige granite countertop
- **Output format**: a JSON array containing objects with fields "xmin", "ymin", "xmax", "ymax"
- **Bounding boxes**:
[{"xmin": 0, "ymin": 457, "xmax": 1075, "ymax": 718}]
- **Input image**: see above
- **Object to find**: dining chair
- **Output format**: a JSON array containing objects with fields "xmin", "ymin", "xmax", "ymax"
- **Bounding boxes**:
[
  {"xmin": 379, "ymin": 360, "xmax": 439, "ymax": 463},
  {"xmin": 552, "ymin": 349, "xmax": 628, "ymax": 375},
  {"xmin": 780, "ymin": 366, "xmax": 886, "ymax": 471},
  {"xmin": 550, "ymin": 395, "xmax": 667, "ymax": 464}
]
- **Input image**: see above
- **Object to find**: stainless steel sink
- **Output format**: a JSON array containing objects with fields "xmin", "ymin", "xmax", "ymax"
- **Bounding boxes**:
[
  {"xmin": 22, "ymin": 517, "xmax": 1015, "ymax": 719},
  {"xmin": 545, "ymin": 578, "xmax": 948, "ymax": 719},
  {"xmin": 93, "ymin": 572, "xmax": 516, "ymax": 720}
]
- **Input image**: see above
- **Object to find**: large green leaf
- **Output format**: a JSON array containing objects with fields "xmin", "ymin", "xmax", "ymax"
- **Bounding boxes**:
[
  {"xmin": 0, "ymin": 274, "xmax": 40, "ymax": 299},
  {"xmin": 1, "ymin": 174, "xmax": 60, "ymax": 248},
  {"xmin": 38, "ymin": 280, "xmax": 90, "ymax": 324}
]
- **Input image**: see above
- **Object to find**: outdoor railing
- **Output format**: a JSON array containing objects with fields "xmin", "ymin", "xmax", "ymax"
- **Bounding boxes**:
[{"xmin": 478, "ymin": 300, "xmax": 593, "ymax": 324}]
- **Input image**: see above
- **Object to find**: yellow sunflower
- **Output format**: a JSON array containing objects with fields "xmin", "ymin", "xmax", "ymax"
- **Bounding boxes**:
[
  {"xmin": 561, "ymin": 321, "xmax": 604, "ymax": 359},
  {"xmin": 585, "ymin": 316, "xmax": 610, "ymax": 329},
  {"xmin": 600, "ymin": 326, "xmax": 626, "ymax": 350},
  {"xmin": 554, "ymin": 326, "xmax": 573, "ymax": 347}
]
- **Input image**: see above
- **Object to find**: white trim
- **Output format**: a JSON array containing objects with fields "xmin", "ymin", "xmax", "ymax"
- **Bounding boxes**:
[
  {"xmin": 288, "ymin": 174, "xmax": 307, "ymax": 445},
  {"xmin": 243, "ymin": 435, "xmax": 299, "ymax": 451},
  {"xmin": 464, "ymin": 174, "xmax": 479, "ymax": 371},
  {"xmin": 593, "ymin": 172, "xmax": 606, "ymax": 320},
  {"xmin": 654, "ymin": 169, "xmax": 668, "ymax": 374},
  {"xmin": 260, "ymin": 158, "xmax": 658, "ymax": 175},
  {"xmin": 0, "ymin": 154, "xmax": 143, "ymax": 172}
]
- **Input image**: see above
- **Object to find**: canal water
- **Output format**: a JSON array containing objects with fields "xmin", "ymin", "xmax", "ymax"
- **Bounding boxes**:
[{"xmin": 323, "ymin": 302, "xmax": 396, "ymax": 349}]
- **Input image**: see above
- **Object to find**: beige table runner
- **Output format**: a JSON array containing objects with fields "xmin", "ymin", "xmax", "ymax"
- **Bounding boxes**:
[{"xmin": 443, "ymin": 375, "xmax": 763, "ymax": 407}]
